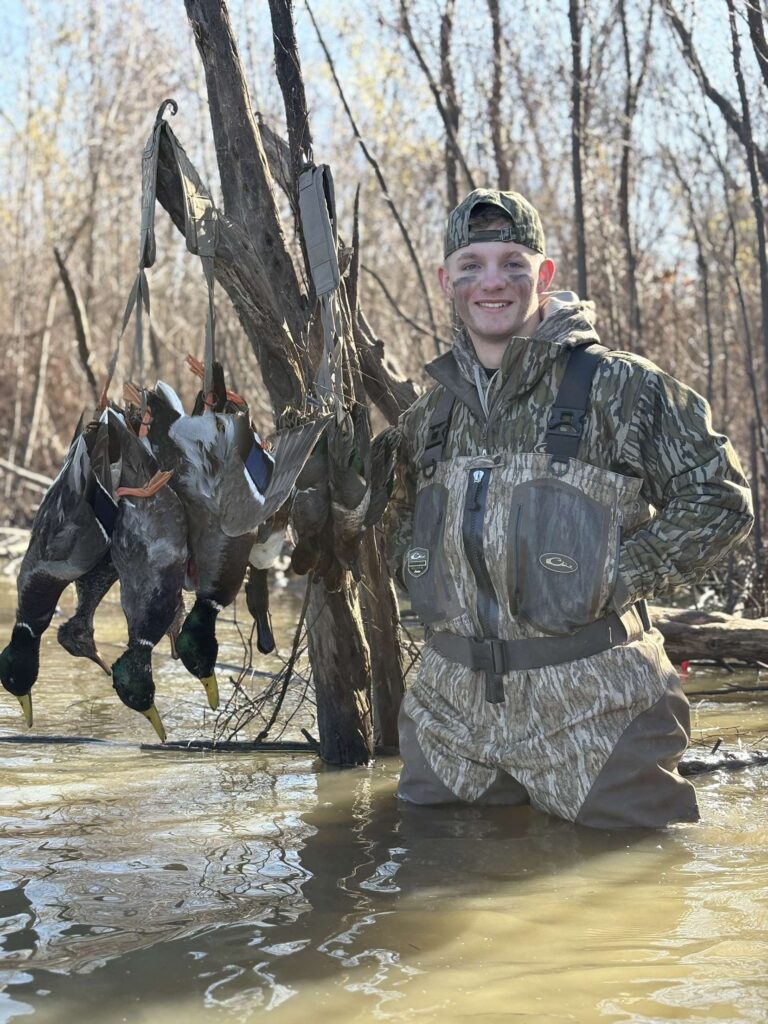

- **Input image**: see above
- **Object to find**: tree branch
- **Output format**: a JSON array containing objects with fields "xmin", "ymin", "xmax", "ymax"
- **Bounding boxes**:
[
  {"xmin": 746, "ymin": 0, "xmax": 768, "ymax": 92},
  {"xmin": 662, "ymin": 0, "xmax": 768, "ymax": 184},
  {"xmin": 53, "ymin": 247, "xmax": 99, "ymax": 404},
  {"xmin": 305, "ymin": 0, "xmax": 442, "ymax": 355},
  {"xmin": 398, "ymin": 0, "xmax": 476, "ymax": 192},
  {"xmin": 184, "ymin": 0, "xmax": 308, "ymax": 345}
]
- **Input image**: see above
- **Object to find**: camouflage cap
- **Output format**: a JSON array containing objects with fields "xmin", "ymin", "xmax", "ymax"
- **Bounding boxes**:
[{"xmin": 444, "ymin": 188, "xmax": 545, "ymax": 258}]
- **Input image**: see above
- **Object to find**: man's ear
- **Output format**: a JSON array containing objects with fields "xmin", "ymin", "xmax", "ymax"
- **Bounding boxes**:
[
  {"xmin": 537, "ymin": 257, "xmax": 556, "ymax": 293},
  {"xmin": 438, "ymin": 264, "xmax": 453, "ymax": 299}
]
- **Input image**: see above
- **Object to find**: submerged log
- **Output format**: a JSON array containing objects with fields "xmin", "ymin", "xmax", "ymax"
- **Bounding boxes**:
[{"xmin": 651, "ymin": 605, "xmax": 768, "ymax": 664}]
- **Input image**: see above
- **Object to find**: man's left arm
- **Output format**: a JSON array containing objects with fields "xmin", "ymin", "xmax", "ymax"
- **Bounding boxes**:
[{"xmin": 611, "ymin": 368, "xmax": 754, "ymax": 611}]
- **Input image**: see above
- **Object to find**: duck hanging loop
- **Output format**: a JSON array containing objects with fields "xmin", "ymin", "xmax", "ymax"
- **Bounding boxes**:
[
  {"xmin": 104, "ymin": 99, "xmax": 219, "ymax": 400},
  {"xmin": 154, "ymin": 98, "xmax": 178, "ymax": 125}
]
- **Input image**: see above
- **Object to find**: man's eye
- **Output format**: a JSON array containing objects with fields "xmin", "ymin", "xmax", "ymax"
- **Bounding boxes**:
[
  {"xmin": 506, "ymin": 262, "xmax": 523, "ymax": 270},
  {"xmin": 459, "ymin": 263, "xmax": 479, "ymax": 271}
]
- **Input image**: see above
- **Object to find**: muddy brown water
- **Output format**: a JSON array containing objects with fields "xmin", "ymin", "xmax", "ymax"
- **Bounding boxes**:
[{"xmin": 0, "ymin": 574, "xmax": 767, "ymax": 1023}]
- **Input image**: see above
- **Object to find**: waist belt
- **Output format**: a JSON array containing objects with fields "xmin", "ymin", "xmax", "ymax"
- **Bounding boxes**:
[{"xmin": 427, "ymin": 605, "xmax": 647, "ymax": 704}]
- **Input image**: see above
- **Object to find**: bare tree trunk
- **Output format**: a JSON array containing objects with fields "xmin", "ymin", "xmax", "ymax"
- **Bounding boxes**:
[
  {"xmin": 667, "ymin": 153, "xmax": 715, "ymax": 405},
  {"xmin": 439, "ymin": 0, "xmax": 460, "ymax": 209},
  {"xmin": 617, "ymin": 0, "xmax": 652, "ymax": 354},
  {"xmin": 307, "ymin": 578, "xmax": 373, "ymax": 765},
  {"xmin": 750, "ymin": 419, "xmax": 767, "ymax": 616},
  {"xmin": 53, "ymin": 247, "xmax": 100, "ymax": 404},
  {"xmin": 727, "ymin": 0, "xmax": 768, "ymax": 398},
  {"xmin": 358, "ymin": 528, "xmax": 405, "ymax": 749},
  {"xmin": 746, "ymin": 0, "xmax": 768, "ymax": 91},
  {"xmin": 23, "ymin": 289, "xmax": 56, "ymax": 467},
  {"xmin": 169, "ymin": 0, "xmax": 378, "ymax": 765},
  {"xmin": 569, "ymin": 0, "xmax": 589, "ymax": 298},
  {"xmin": 487, "ymin": 0, "xmax": 509, "ymax": 191}
]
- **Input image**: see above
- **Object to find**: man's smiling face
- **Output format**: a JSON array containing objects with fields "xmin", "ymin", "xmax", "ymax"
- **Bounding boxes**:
[{"xmin": 438, "ymin": 238, "xmax": 555, "ymax": 356}]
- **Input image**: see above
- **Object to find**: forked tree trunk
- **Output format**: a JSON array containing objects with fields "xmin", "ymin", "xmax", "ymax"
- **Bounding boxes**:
[{"xmin": 157, "ymin": 0, "xmax": 407, "ymax": 765}]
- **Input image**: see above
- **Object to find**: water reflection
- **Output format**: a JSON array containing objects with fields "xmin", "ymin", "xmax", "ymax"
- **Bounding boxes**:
[
  {"xmin": 1, "ymin": 577, "xmax": 767, "ymax": 1022},
  {"xmin": 0, "ymin": 749, "xmax": 703, "ymax": 1022}
]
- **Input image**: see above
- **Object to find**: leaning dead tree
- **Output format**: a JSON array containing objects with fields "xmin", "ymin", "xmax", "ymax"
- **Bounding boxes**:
[{"xmin": 153, "ymin": 0, "xmax": 418, "ymax": 764}]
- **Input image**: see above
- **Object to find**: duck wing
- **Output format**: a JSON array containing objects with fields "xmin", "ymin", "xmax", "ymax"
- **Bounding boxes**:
[
  {"xmin": 17, "ymin": 422, "xmax": 113, "ymax": 632},
  {"xmin": 256, "ymin": 417, "xmax": 331, "ymax": 525}
]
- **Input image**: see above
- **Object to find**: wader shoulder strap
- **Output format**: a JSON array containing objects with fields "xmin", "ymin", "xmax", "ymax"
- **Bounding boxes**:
[
  {"xmin": 419, "ymin": 387, "xmax": 456, "ymax": 477},
  {"xmin": 545, "ymin": 343, "xmax": 609, "ymax": 460}
]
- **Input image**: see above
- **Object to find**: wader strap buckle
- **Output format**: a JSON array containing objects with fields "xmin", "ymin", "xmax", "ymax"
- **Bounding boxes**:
[
  {"xmin": 545, "ymin": 343, "xmax": 609, "ymax": 461},
  {"xmin": 546, "ymin": 406, "xmax": 585, "ymax": 436}
]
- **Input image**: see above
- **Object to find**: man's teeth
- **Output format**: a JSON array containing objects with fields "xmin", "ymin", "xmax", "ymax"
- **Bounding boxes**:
[{"xmin": 477, "ymin": 301, "xmax": 509, "ymax": 308}]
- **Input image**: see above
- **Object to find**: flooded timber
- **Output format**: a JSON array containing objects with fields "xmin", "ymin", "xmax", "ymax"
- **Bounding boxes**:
[{"xmin": 0, "ymin": 576, "xmax": 767, "ymax": 1023}]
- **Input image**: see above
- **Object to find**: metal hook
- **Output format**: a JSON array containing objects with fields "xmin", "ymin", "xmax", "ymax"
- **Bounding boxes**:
[{"xmin": 154, "ymin": 98, "xmax": 179, "ymax": 126}]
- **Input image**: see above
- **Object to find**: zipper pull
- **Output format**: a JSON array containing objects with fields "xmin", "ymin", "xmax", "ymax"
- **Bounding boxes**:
[{"xmin": 465, "ymin": 468, "xmax": 486, "ymax": 511}]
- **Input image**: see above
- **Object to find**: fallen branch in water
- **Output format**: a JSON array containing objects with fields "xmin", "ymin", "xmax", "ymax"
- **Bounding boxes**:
[{"xmin": 651, "ymin": 604, "xmax": 768, "ymax": 664}]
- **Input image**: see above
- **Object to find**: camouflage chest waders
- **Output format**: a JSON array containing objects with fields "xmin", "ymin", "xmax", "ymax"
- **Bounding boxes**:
[{"xmin": 398, "ymin": 344, "xmax": 699, "ymax": 828}]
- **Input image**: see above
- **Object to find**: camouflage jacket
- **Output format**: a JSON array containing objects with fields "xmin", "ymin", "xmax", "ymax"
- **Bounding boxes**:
[{"xmin": 384, "ymin": 294, "xmax": 754, "ymax": 610}]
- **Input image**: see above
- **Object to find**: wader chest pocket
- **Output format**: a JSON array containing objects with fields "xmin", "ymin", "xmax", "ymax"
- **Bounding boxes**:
[
  {"xmin": 508, "ymin": 478, "xmax": 617, "ymax": 635},
  {"xmin": 406, "ymin": 482, "xmax": 462, "ymax": 625}
]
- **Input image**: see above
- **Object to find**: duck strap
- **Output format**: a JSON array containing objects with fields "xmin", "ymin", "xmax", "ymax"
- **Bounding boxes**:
[
  {"xmin": 298, "ymin": 163, "xmax": 344, "ymax": 418},
  {"xmin": 110, "ymin": 100, "xmax": 218, "ymax": 395}
]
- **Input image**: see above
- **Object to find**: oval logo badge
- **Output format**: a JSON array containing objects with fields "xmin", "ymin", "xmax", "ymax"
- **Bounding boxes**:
[
  {"xmin": 407, "ymin": 547, "xmax": 430, "ymax": 578},
  {"xmin": 539, "ymin": 552, "xmax": 578, "ymax": 573}
]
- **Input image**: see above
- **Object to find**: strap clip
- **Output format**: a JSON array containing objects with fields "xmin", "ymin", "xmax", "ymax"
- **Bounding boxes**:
[
  {"xmin": 489, "ymin": 638, "xmax": 508, "ymax": 675},
  {"xmin": 546, "ymin": 406, "xmax": 585, "ymax": 436}
]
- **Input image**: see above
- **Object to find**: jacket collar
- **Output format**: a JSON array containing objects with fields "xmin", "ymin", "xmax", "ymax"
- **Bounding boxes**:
[{"xmin": 425, "ymin": 292, "xmax": 601, "ymax": 417}]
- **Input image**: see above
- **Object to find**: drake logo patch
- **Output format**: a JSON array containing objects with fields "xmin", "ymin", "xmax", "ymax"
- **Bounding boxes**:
[
  {"xmin": 407, "ymin": 548, "xmax": 429, "ymax": 578},
  {"xmin": 539, "ymin": 552, "xmax": 578, "ymax": 574}
]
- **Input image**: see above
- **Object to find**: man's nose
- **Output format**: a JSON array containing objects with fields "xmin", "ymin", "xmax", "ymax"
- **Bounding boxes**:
[{"xmin": 480, "ymin": 264, "xmax": 506, "ymax": 289}]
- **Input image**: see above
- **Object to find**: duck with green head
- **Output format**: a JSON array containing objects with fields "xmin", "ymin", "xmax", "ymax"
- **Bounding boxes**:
[{"xmin": 106, "ymin": 409, "xmax": 188, "ymax": 740}]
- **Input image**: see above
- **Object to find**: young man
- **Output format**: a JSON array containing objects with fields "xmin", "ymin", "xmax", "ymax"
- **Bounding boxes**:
[{"xmin": 385, "ymin": 188, "xmax": 753, "ymax": 828}]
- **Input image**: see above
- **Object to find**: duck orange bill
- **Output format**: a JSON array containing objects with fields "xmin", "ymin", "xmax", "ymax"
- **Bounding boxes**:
[
  {"xmin": 201, "ymin": 674, "xmax": 219, "ymax": 710},
  {"xmin": 116, "ymin": 470, "xmax": 174, "ymax": 499},
  {"xmin": 16, "ymin": 693, "xmax": 32, "ymax": 727},
  {"xmin": 142, "ymin": 705, "xmax": 167, "ymax": 742}
]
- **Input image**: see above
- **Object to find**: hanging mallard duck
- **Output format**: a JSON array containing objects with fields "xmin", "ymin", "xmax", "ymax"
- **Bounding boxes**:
[{"xmin": 0, "ymin": 414, "xmax": 117, "ymax": 725}]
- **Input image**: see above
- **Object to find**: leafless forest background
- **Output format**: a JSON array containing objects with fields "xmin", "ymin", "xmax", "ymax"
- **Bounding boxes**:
[{"xmin": 1, "ymin": 0, "xmax": 766, "ymax": 610}]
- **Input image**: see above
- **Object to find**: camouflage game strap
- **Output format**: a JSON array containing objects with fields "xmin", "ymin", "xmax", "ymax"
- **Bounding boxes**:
[
  {"xmin": 545, "ymin": 343, "xmax": 609, "ymax": 461},
  {"xmin": 109, "ymin": 99, "xmax": 218, "ymax": 395},
  {"xmin": 298, "ymin": 163, "xmax": 344, "ymax": 417}
]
